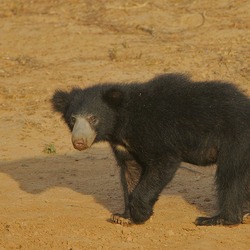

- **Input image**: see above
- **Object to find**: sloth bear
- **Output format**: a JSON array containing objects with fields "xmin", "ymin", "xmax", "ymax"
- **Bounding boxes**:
[{"xmin": 51, "ymin": 73, "xmax": 250, "ymax": 226}]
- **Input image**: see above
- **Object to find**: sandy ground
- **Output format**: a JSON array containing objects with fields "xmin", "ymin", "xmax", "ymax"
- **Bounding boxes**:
[{"xmin": 0, "ymin": 0, "xmax": 250, "ymax": 249}]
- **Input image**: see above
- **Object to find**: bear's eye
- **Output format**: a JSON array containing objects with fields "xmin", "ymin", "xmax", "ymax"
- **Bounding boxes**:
[
  {"xmin": 70, "ymin": 116, "xmax": 76, "ymax": 125},
  {"xmin": 88, "ymin": 115, "xmax": 98, "ymax": 125}
]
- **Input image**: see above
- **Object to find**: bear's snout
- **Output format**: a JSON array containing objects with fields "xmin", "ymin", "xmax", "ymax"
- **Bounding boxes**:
[
  {"xmin": 72, "ymin": 139, "xmax": 89, "ymax": 151},
  {"xmin": 71, "ymin": 116, "xmax": 96, "ymax": 151}
]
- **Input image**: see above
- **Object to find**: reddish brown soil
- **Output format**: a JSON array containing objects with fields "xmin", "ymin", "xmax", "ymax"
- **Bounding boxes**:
[{"xmin": 0, "ymin": 1, "xmax": 249, "ymax": 249}]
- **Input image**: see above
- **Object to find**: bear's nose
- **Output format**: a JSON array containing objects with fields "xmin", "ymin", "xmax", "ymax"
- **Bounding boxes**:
[{"xmin": 73, "ymin": 139, "xmax": 88, "ymax": 151}]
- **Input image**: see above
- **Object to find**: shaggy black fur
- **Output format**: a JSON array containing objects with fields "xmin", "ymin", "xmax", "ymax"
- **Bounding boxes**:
[{"xmin": 52, "ymin": 73, "xmax": 250, "ymax": 226}]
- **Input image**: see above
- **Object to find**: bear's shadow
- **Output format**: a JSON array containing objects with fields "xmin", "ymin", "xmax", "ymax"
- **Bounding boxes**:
[{"xmin": 0, "ymin": 146, "xmax": 217, "ymax": 219}]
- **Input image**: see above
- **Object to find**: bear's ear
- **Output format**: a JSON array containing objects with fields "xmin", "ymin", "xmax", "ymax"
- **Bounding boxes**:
[
  {"xmin": 51, "ymin": 90, "xmax": 71, "ymax": 114},
  {"xmin": 102, "ymin": 88, "xmax": 124, "ymax": 108}
]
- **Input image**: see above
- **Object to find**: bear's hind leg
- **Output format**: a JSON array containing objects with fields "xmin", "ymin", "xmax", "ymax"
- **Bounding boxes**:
[{"xmin": 196, "ymin": 156, "xmax": 249, "ymax": 226}]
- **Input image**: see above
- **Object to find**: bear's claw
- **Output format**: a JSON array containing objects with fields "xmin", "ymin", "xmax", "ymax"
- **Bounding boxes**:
[{"xmin": 110, "ymin": 214, "xmax": 132, "ymax": 226}]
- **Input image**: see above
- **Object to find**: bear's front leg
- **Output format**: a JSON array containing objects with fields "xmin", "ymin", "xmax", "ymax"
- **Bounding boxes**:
[
  {"xmin": 110, "ymin": 144, "xmax": 141, "ymax": 226},
  {"xmin": 129, "ymin": 158, "xmax": 180, "ymax": 224},
  {"xmin": 129, "ymin": 194, "xmax": 154, "ymax": 224}
]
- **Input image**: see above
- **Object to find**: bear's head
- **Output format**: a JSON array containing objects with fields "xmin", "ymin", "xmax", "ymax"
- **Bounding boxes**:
[{"xmin": 51, "ymin": 85, "xmax": 124, "ymax": 151}]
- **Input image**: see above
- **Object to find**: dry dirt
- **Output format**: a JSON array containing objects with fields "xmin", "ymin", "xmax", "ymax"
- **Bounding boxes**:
[{"xmin": 0, "ymin": 0, "xmax": 250, "ymax": 249}]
